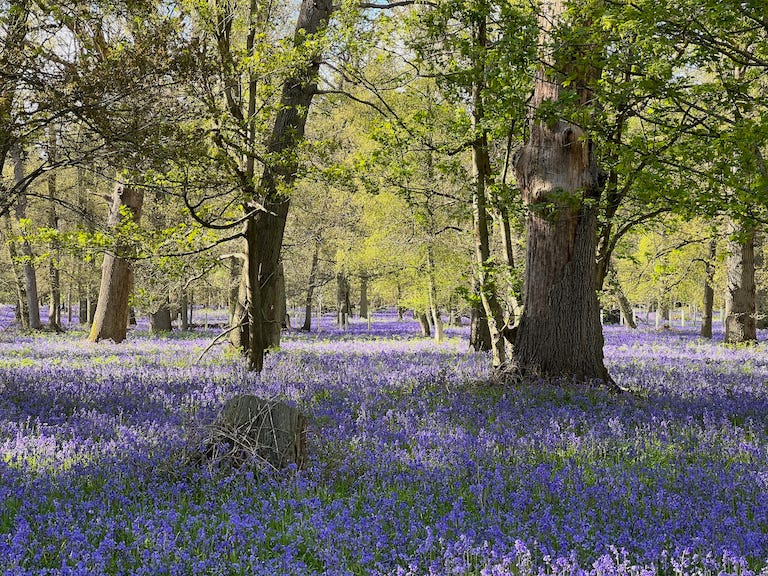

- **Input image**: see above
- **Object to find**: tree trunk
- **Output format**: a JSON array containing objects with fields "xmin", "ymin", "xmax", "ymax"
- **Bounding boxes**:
[
  {"xmin": 755, "ymin": 228, "xmax": 767, "ymax": 329},
  {"xmin": 471, "ymin": 15, "xmax": 507, "ymax": 367},
  {"xmin": 228, "ymin": 256, "xmax": 242, "ymax": 327},
  {"xmin": 701, "ymin": 237, "xmax": 716, "ymax": 339},
  {"xmin": 426, "ymin": 244, "xmax": 445, "ymax": 343},
  {"xmin": 469, "ymin": 282, "xmax": 492, "ymax": 352},
  {"xmin": 180, "ymin": 287, "xmax": 189, "ymax": 330},
  {"xmin": 239, "ymin": 0, "xmax": 335, "ymax": 370},
  {"xmin": 336, "ymin": 272, "xmax": 350, "ymax": 329},
  {"xmin": 607, "ymin": 263, "xmax": 636, "ymax": 329},
  {"xmin": 511, "ymin": 0, "xmax": 611, "ymax": 383},
  {"xmin": 12, "ymin": 146, "xmax": 41, "ymax": 329},
  {"xmin": 150, "ymin": 297, "xmax": 173, "ymax": 333},
  {"xmin": 418, "ymin": 312, "xmax": 431, "ymax": 337},
  {"xmin": 724, "ymin": 218, "xmax": 757, "ymax": 343},
  {"xmin": 47, "ymin": 127, "xmax": 61, "ymax": 331},
  {"xmin": 359, "ymin": 272, "xmax": 369, "ymax": 319},
  {"xmin": 3, "ymin": 216, "xmax": 29, "ymax": 329},
  {"xmin": 302, "ymin": 237, "xmax": 320, "ymax": 331},
  {"xmin": 88, "ymin": 183, "xmax": 144, "ymax": 343},
  {"xmin": 0, "ymin": 0, "xmax": 29, "ymax": 183}
]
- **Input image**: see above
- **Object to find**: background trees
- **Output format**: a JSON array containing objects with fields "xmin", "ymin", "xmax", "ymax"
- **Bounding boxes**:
[{"xmin": 2, "ymin": 0, "xmax": 768, "ymax": 380}]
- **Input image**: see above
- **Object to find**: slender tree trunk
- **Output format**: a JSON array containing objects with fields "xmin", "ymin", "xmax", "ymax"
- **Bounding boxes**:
[
  {"xmin": 359, "ymin": 272, "xmax": 369, "ymax": 319},
  {"xmin": 469, "ymin": 282, "xmax": 492, "ymax": 352},
  {"xmin": 336, "ymin": 272, "xmax": 350, "ymax": 329},
  {"xmin": 302, "ymin": 237, "xmax": 320, "ymax": 331},
  {"xmin": 180, "ymin": 287, "xmax": 189, "ymax": 330},
  {"xmin": 88, "ymin": 184, "xmax": 144, "ymax": 343},
  {"xmin": 701, "ymin": 237, "xmax": 716, "ymax": 338},
  {"xmin": 497, "ymin": 206, "xmax": 520, "ymax": 325},
  {"xmin": 607, "ymin": 263, "xmax": 636, "ymax": 329},
  {"xmin": 755, "ymin": 228, "xmax": 767, "ymax": 329},
  {"xmin": 471, "ymin": 15, "xmax": 507, "ymax": 367},
  {"xmin": 426, "ymin": 244, "xmax": 445, "ymax": 343},
  {"xmin": 276, "ymin": 261, "xmax": 287, "ymax": 335},
  {"xmin": 511, "ymin": 0, "xmax": 611, "ymax": 383},
  {"xmin": 724, "ymin": 218, "xmax": 757, "ymax": 343},
  {"xmin": 3, "ymin": 216, "xmax": 29, "ymax": 329},
  {"xmin": 47, "ymin": 127, "xmax": 61, "ymax": 331},
  {"xmin": 238, "ymin": 0, "xmax": 335, "ymax": 370},
  {"xmin": 418, "ymin": 312, "xmax": 431, "ymax": 337},
  {"xmin": 12, "ymin": 147, "xmax": 41, "ymax": 329}
]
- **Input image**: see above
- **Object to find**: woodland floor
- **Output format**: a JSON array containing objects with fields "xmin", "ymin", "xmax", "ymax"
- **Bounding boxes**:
[{"xmin": 0, "ymin": 308, "xmax": 767, "ymax": 575}]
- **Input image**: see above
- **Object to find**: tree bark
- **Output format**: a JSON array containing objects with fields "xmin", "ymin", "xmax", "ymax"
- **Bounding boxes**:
[
  {"xmin": 724, "ymin": 218, "xmax": 757, "ymax": 343},
  {"xmin": 701, "ymin": 237, "xmax": 716, "ymax": 339},
  {"xmin": 418, "ymin": 312, "xmax": 431, "ymax": 337},
  {"xmin": 471, "ymin": 14, "xmax": 507, "ymax": 367},
  {"xmin": 426, "ymin": 244, "xmax": 445, "ymax": 343},
  {"xmin": 180, "ymin": 287, "xmax": 189, "ymax": 330},
  {"xmin": 238, "ymin": 0, "xmax": 335, "ymax": 370},
  {"xmin": 3, "ymin": 216, "xmax": 29, "ymax": 329},
  {"xmin": 302, "ymin": 237, "xmax": 321, "ymax": 331},
  {"xmin": 359, "ymin": 272, "xmax": 369, "ymax": 319},
  {"xmin": 607, "ymin": 263, "xmax": 636, "ymax": 329},
  {"xmin": 0, "ymin": 0, "xmax": 29, "ymax": 186},
  {"xmin": 336, "ymin": 272, "xmax": 350, "ymax": 329},
  {"xmin": 150, "ymin": 296, "xmax": 173, "ymax": 333},
  {"xmin": 512, "ymin": 0, "xmax": 611, "ymax": 383},
  {"xmin": 88, "ymin": 183, "xmax": 144, "ymax": 343},
  {"xmin": 469, "ymin": 282, "xmax": 491, "ymax": 352},
  {"xmin": 12, "ymin": 146, "xmax": 41, "ymax": 329},
  {"xmin": 755, "ymin": 228, "xmax": 767, "ymax": 329},
  {"xmin": 47, "ymin": 126, "xmax": 61, "ymax": 331}
]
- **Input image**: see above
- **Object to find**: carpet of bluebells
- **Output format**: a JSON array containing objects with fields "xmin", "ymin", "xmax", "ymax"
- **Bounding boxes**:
[{"xmin": 0, "ymin": 307, "xmax": 767, "ymax": 575}]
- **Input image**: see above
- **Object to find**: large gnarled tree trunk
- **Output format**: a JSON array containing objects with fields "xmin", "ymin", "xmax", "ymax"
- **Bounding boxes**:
[
  {"xmin": 724, "ymin": 218, "xmax": 756, "ymax": 343},
  {"xmin": 511, "ymin": 0, "xmax": 612, "ymax": 383},
  {"xmin": 89, "ymin": 184, "xmax": 144, "ymax": 343}
]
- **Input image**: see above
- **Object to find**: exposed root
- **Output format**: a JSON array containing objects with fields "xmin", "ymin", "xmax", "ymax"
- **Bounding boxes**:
[{"xmin": 489, "ymin": 360, "xmax": 629, "ymax": 395}]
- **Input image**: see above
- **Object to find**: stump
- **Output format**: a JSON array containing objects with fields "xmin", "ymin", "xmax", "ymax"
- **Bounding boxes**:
[{"xmin": 210, "ymin": 395, "xmax": 306, "ymax": 470}]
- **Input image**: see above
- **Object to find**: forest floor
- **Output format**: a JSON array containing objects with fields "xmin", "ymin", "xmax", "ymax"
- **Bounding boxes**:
[{"xmin": 0, "ymin": 309, "xmax": 766, "ymax": 575}]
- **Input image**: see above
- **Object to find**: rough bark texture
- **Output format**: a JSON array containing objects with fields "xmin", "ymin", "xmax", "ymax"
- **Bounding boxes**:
[
  {"xmin": 47, "ymin": 128, "xmax": 61, "ymax": 331},
  {"xmin": 237, "ymin": 0, "xmax": 335, "ymax": 370},
  {"xmin": 13, "ymin": 147, "xmax": 41, "ymax": 329},
  {"xmin": 469, "ymin": 283, "xmax": 492, "ymax": 352},
  {"xmin": 724, "ymin": 219, "xmax": 756, "ymax": 343},
  {"xmin": 426, "ymin": 245, "xmax": 445, "ymax": 343},
  {"xmin": 607, "ymin": 263, "xmax": 636, "ymax": 329},
  {"xmin": 701, "ymin": 238, "xmax": 716, "ymax": 339},
  {"xmin": 470, "ymin": 15, "xmax": 507, "ymax": 367},
  {"xmin": 3, "ymin": 216, "xmax": 29, "ymax": 329},
  {"xmin": 150, "ymin": 298, "xmax": 173, "ymax": 333},
  {"xmin": 212, "ymin": 394, "xmax": 306, "ymax": 470},
  {"xmin": 418, "ymin": 312, "xmax": 431, "ymax": 337},
  {"xmin": 359, "ymin": 272, "xmax": 369, "ymax": 319},
  {"xmin": 180, "ymin": 288, "xmax": 189, "ymax": 331},
  {"xmin": 336, "ymin": 272, "xmax": 350, "ymax": 329},
  {"xmin": 302, "ymin": 238, "xmax": 320, "ymax": 331},
  {"xmin": 88, "ymin": 184, "xmax": 144, "ymax": 343},
  {"xmin": 0, "ymin": 0, "xmax": 29, "ymax": 187},
  {"xmin": 755, "ymin": 229, "xmax": 768, "ymax": 329},
  {"xmin": 511, "ymin": 0, "xmax": 611, "ymax": 383}
]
